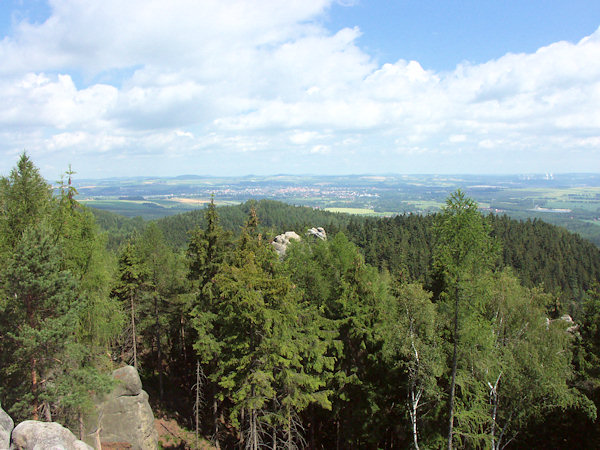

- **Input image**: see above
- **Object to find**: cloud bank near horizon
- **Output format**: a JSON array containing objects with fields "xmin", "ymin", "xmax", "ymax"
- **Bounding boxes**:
[{"xmin": 1, "ymin": 0, "xmax": 599, "ymax": 178}]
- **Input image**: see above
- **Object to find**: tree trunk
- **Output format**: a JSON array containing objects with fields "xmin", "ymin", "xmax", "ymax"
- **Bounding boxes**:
[
  {"xmin": 31, "ymin": 358, "xmax": 39, "ymax": 420},
  {"xmin": 195, "ymin": 361, "xmax": 200, "ymax": 450},
  {"xmin": 131, "ymin": 295, "xmax": 137, "ymax": 369},
  {"xmin": 213, "ymin": 396, "xmax": 220, "ymax": 449},
  {"xmin": 180, "ymin": 313, "xmax": 187, "ymax": 362},
  {"xmin": 43, "ymin": 400, "xmax": 52, "ymax": 422},
  {"xmin": 409, "ymin": 387, "xmax": 421, "ymax": 450},
  {"xmin": 310, "ymin": 405, "xmax": 315, "ymax": 449},
  {"xmin": 27, "ymin": 293, "xmax": 39, "ymax": 421},
  {"xmin": 155, "ymin": 295, "xmax": 163, "ymax": 400},
  {"xmin": 287, "ymin": 410, "xmax": 292, "ymax": 450},
  {"xmin": 407, "ymin": 306, "xmax": 421, "ymax": 450},
  {"xmin": 447, "ymin": 286, "xmax": 460, "ymax": 450},
  {"xmin": 79, "ymin": 411, "xmax": 85, "ymax": 440},
  {"xmin": 93, "ymin": 426, "xmax": 102, "ymax": 450},
  {"xmin": 489, "ymin": 373, "xmax": 501, "ymax": 450},
  {"xmin": 336, "ymin": 418, "xmax": 340, "ymax": 450},
  {"xmin": 250, "ymin": 408, "xmax": 258, "ymax": 450}
]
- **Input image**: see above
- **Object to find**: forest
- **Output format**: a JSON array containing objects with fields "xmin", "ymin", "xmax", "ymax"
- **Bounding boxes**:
[{"xmin": 2, "ymin": 154, "xmax": 600, "ymax": 449}]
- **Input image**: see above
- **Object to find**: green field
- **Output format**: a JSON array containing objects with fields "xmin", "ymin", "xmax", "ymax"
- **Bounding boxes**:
[
  {"xmin": 74, "ymin": 173, "xmax": 600, "ymax": 246},
  {"xmin": 324, "ymin": 207, "xmax": 398, "ymax": 217},
  {"xmin": 81, "ymin": 198, "xmax": 239, "ymax": 219}
]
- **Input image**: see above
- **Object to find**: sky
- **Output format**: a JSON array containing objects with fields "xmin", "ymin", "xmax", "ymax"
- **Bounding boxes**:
[{"xmin": 0, "ymin": 0, "xmax": 600, "ymax": 179}]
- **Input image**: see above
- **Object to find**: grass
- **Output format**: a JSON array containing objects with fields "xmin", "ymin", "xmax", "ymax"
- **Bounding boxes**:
[
  {"xmin": 324, "ymin": 207, "xmax": 394, "ymax": 217},
  {"xmin": 401, "ymin": 200, "xmax": 445, "ymax": 210}
]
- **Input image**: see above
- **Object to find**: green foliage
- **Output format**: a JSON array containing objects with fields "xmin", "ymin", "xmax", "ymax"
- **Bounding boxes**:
[
  {"xmin": 0, "ymin": 221, "xmax": 112, "ymax": 424},
  {"xmin": 432, "ymin": 190, "xmax": 498, "ymax": 448},
  {"xmin": 0, "ymin": 153, "xmax": 53, "ymax": 257},
  {"xmin": 0, "ymin": 155, "xmax": 119, "ymax": 426},
  {"xmin": 191, "ymin": 208, "xmax": 335, "ymax": 448},
  {"xmin": 90, "ymin": 207, "xmax": 146, "ymax": 250},
  {"xmin": 433, "ymin": 190, "xmax": 498, "ymax": 284},
  {"xmin": 380, "ymin": 282, "xmax": 444, "ymax": 447},
  {"xmin": 284, "ymin": 232, "xmax": 395, "ymax": 447},
  {"xmin": 3, "ymin": 155, "xmax": 600, "ymax": 448},
  {"xmin": 156, "ymin": 199, "xmax": 350, "ymax": 248}
]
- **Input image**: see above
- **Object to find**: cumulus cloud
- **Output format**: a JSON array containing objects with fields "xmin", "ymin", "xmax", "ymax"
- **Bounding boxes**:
[{"xmin": 0, "ymin": 0, "xmax": 599, "ymax": 176}]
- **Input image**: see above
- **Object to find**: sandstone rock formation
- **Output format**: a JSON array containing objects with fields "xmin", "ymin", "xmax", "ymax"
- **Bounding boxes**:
[
  {"xmin": 83, "ymin": 365, "xmax": 157, "ymax": 450},
  {"xmin": 0, "ymin": 402, "xmax": 13, "ymax": 449},
  {"xmin": 307, "ymin": 227, "xmax": 327, "ymax": 241},
  {"xmin": 272, "ymin": 231, "xmax": 301, "ymax": 257},
  {"xmin": 272, "ymin": 228, "xmax": 327, "ymax": 257},
  {"xmin": 9, "ymin": 420, "xmax": 91, "ymax": 450}
]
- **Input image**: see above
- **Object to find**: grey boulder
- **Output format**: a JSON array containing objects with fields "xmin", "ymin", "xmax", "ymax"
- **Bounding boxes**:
[
  {"xmin": 111, "ymin": 365, "xmax": 143, "ymax": 397},
  {"xmin": 9, "ymin": 420, "xmax": 91, "ymax": 450},
  {"xmin": 307, "ymin": 227, "xmax": 327, "ymax": 241},
  {"xmin": 272, "ymin": 231, "xmax": 301, "ymax": 257},
  {"xmin": 83, "ymin": 365, "xmax": 157, "ymax": 450},
  {"xmin": 0, "ymin": 402, "xmax": 13, "ymax": 449}
]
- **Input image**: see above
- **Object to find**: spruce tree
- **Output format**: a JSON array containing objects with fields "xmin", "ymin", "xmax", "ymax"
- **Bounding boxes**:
[
  {"xmin": 188, "ymin": 198, "xmax": 232, "ymax": 447},
  {"xmin": 192, "ymin": 209, "xmax": 333, "ymax": 448},
  {"xmin": 112, "ymin": 239, "xmax": 147, "ymax": 369}
]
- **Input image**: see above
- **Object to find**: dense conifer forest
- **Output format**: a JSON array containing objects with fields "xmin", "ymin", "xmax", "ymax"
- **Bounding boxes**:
[{"xmin": 3, "ymin": 154, "xmax": 600, "ymax": 448}]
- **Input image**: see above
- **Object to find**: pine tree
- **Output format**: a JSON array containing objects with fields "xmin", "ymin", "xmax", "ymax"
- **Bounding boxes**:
[
  {"xmin": 0, "ymin": 222, "xmax": 79, "ymax": 420},
  {"xmin": 0, "ymin": 152, "xmax": 53, "ymax": 257},
  {"xmin": 0, "ymin": 157, "xmax": 118, "ymax": 427},
  {"xmin": 136, "ymin": 222, "xmax": 185, "ymax": 400}
]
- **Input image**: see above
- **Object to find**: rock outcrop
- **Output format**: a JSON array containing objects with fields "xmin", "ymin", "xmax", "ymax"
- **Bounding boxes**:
[
  {"xmin": 9, "ymin": 420, "xmax": 91, "ymax": 450},
  {"xmin": 561, "ymin": 314, "xmax": 580, "ymax": 334},
  {"xmin": 0, "ymin": 402, "xmax": 13, "ymax": 449},
  {"xmin": 83, "ymin": 365, "xmax": 157, "ymax": 450},
  {"xmin": 307, "ymin": 227, "xmax": 327, "ymax": 241},
  {"xmin": 272, "ymin": 227, "xmax": 327, "ymax": 258},
  {"xmin": 272, "ymin": 231, "xmax": 301, "ymax": 257}
]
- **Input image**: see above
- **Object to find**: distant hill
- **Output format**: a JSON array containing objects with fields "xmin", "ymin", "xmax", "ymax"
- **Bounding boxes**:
[
  {"xmin": 90, "ymin": 198, "xmax": 600, "ymax": 306},
  {"xmin": 76, "ymin": 173, "xmax": 600, "ymax": 245}
]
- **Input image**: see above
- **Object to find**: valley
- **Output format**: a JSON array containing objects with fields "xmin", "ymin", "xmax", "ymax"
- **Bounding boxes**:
[{"xmin": 75, "ymin": 173, "xmax": 600, "ymax": 245}]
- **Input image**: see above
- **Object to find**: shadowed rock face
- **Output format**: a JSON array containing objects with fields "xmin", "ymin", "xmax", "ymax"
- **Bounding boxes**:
[
  {"xmin": 9, "ymin": 420, "xmax": 92, "ymax": 450},
  {"xmin": 0, "ymin": 402, "xmax": 14, "ymax": 449},
  {"xmin": 83, "ymin": 366, "xmax": 158, "ymax": 450}
]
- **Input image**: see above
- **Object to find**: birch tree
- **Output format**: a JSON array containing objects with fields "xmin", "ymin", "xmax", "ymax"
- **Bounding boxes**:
[{"xmin": 381, "ymin": 282, "xmax": 443, "ymax": 449}]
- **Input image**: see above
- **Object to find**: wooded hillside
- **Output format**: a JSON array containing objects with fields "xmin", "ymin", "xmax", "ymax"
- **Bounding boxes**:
[{"xmin": 3, "ymin": 155, "xmax": 600, "ymax": 448}]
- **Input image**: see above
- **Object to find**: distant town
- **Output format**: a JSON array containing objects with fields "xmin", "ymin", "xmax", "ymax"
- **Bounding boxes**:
[{"xmin": 75, "ymin": 173, "xmax": 600, "ymax": 246}]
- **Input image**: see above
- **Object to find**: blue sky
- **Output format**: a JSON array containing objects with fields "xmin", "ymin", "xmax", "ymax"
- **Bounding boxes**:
[
  {"xmin": 0, "ymin": 0, "xmax": 599, "ymax": 179},
  {"xmin": 327, "ymin": 1, "xmax": 600, "ymax": 70}
]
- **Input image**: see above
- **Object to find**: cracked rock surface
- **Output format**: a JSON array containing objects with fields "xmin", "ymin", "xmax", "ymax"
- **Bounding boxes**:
[
  {"xmin": 83, "ymin": 366, "xmax": 158, "ymax": 450},
  {"xmin": 0, "ymin": 401, "xmax": 13, "ymax": 449}
]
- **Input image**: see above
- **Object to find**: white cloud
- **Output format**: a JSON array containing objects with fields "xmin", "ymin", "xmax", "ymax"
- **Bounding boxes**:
[
  {"xmin": 290, "ymin": 131, "xmax": 321, "ymax": 145},
  {"xmin": 310, "ymin": 144, "xmax": 331, "ymax": 154},
  {"xmin": 0, "ymin": 1, "xmax": 599, "ymax": 176}
]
